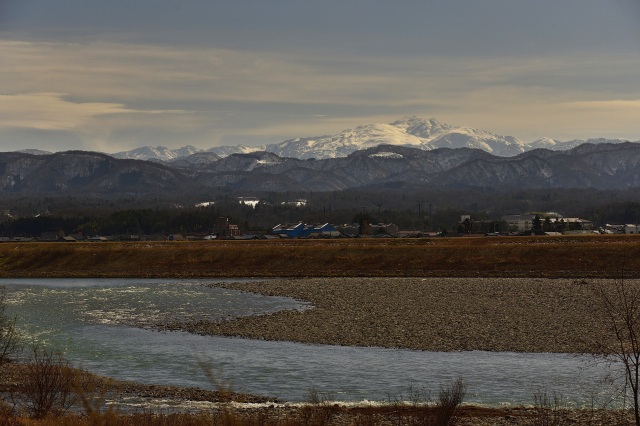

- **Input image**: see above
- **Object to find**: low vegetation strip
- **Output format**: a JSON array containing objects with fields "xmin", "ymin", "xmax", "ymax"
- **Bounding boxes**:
[{"xmin": 1, "ymin": 235, "xmax": 640, "ymax": 278}]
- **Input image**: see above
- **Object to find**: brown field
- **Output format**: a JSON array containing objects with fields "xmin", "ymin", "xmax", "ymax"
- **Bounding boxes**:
[{"xmin": 1, "ymin": 234, "xmax": 640, "ymax": 278}]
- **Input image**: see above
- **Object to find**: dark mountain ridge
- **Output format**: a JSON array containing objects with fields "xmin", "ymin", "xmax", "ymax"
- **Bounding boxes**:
[{"xmin": 2, "ymin": 142, "xmax": 640, "ymax": 196}]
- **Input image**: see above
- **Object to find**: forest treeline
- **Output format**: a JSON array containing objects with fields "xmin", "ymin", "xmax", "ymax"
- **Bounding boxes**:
[{"xmin": 2, "ymin": 187, "xmax": 640, "ymax": 237}]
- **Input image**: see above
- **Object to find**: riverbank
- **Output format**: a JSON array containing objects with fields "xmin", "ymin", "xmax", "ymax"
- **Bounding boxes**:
[
  {"xmin": 1, "ymin": 361, "xmax": 631, "ymax": 425},
  {"xmin": 2, "ymin": 235, "xmax": 640, "ymax": 278}
]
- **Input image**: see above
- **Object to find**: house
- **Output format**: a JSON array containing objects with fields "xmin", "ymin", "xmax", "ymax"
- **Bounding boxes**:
[
  {"xmin": 503, "ymin": 214, "xmax": 536, "ymax": 233},
  {"xmin": 337, "ymin": 223, "xmax": 359, "ymax": 237},
  {"xmin": 11, "ymin": 237, "xmax": 34, "ymax": 242},
  {"xmin": 271, "ymin": 223, "xmax": 338, "ymax": 238},
  {"xmin": 551, "ymin": 217, "xmax": 594, "ymax": 231},
  {"xmin": 215, "ymin": 217, "xmax": 241, "ymax": 238},
  {"xmin": 503, "ymin": 212, "xmax": 593, "ymax": 233},
  {"xmin": 39, "ymin": 230, "xmax": 65, "ymax": 242},
  {"xmin": 337, "ymin": 222, "xmax": 398, "ymax": 237},
  {"xmin": 377, "ymin": 223, "xmax": 399, "ymax": 237}
]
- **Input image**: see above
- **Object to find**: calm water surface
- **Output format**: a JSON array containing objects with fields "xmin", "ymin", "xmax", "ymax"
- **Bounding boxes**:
[{"xmin": 0, "ymin": 278, "xmax": 623, "ymax": 406}]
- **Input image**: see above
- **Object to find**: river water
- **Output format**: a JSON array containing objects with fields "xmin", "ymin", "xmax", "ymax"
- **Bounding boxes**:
[{"xmin": 0, "ymin": 278, "xmax": 624, "ymax": 407}]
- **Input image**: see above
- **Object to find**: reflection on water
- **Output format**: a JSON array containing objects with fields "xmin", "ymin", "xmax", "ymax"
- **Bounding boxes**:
[{"xmin": 0, "ymin": 278, "xmax": 624, "ymax": 406}]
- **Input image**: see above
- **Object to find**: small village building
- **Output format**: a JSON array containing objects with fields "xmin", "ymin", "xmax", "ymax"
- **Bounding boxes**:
[
  {"xmin": 338, "ymin": 222, "xmax": 398, "ymax": 237},
  {"xmin": 215, "ymin": 217, "xmax": 241, "ymax": 238},
  {"xmin": 271, "ymin": 223, "xmax": 338, "ymax": 238},
  {"xmin": 11, "ymin": 237, "xmax": 35, "ymax": 242},
  {"xmin": 337, "ymin": 224, "xmax": 359, "ymax": 237},
  {"xmin": 503, "ymin": 213, "xmax": 593, "ymax": 233},
  {"xmin": 550, "ymin": 217, "xmax": 594, "ymax": 231},
  {"xmin": 503, "ymin": 214, "xmax": 536, "ymax": 233},
  {"xmin": 371, "ymin": 223, "xmax": 399, "ymax": 237},
  {"xmin": 39, "ymin": 230, "xmax": 65, "ymax": 242}
]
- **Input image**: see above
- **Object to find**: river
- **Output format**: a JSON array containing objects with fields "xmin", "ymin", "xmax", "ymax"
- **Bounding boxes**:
[{"xmin": 0, "ymin": 278, "xmax": 624, "ymax": 407}]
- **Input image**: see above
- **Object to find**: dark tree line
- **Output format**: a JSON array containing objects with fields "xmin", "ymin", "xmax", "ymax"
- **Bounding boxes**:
[{"xmin": 3, "ymin": 187, "xmax": 640, "ymax": 237}]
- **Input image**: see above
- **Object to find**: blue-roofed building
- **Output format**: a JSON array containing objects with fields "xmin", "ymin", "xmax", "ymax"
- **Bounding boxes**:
[{"xmin": 271, "ymin": 222, "xmax": 338, "ymax": 238}]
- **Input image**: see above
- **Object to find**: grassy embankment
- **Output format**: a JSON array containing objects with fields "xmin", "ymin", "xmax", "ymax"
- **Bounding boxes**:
[{"xmin": 0, "ymin": 234, "xmax": 639, "ymax": 278}]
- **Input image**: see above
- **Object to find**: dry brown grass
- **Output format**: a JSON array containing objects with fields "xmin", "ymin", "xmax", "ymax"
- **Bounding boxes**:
[{"xmin": 1, "ymin": 234, "xmax": 640, "ymax": 279}]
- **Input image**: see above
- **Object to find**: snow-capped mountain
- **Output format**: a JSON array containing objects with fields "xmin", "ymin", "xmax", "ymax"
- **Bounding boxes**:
[
  {"xmin": 206, "ymin": 116, "xmax": 527, "ymax": 160},
  {"xmin": 108, "ymin": 116, "xmax": 633, "ymax": 162},
  {"xmin": 206, "ymin": 144, "xmax": 264, "ymax": 158},
  {"xmin": 18, "ymin": 149, "xmax": 52, "ymax": 155},
  {"xmin": 112, "ymin": 145, "xmax": 202, "ymax": 161},
  {"xmin": 526, "ymin": 137, "xmax": 631, "ymax": 152}
]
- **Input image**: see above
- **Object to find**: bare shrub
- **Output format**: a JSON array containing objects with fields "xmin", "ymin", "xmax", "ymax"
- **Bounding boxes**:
[
  {"xmin": 18, "ymin": 345, "xmax": 95, "ymax": 418},
  {"xmin": 0, "ymin": 286, "xmax": 21, "ymax": 366},
  {"xmin": 386, "ymin": 378, "xmax": 466, "ymax": 426},
  {"xmin": 532, "ymin": 390, "xmax": 567, "ymax": 426},
  {"xmin": 433, "ymin": 377, "xmax": 466, "ymax": 426},
  {"xmin": 0, "ymin": 399, "xmax": 18, "ymax": 426},
  {"xmin": 590, "ymin": 276, "xmax": 640, "ymax": 426},
  {"xmin": 299, "ymin": 386, "xmax": 337, "ymax": 426}
]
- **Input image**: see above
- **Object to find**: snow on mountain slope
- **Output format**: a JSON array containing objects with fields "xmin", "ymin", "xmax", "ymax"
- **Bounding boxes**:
[
  {"xmin": 427, "ymin": 128, "xmax": 525, "ymax": 156},
  {"xmin": 389, "ymin": 116, "xmax": 453, "ymax": 138},
  {"xmin": 267, "ymin": 116, "xmax": 527, "ymax": 159},
  {"xmin": 112, "ymin": 145, "xmax": 202, "ymax": 161},
  {"xmin": 17, "ymin": 149, "xmax": 53, "ymax": 155},
  {"xmin": 206, "ymin": 145, "xmax": 264, "ymax": 157},
  {"xmin": 107, "ymin": 116, "xmax": 635, "ymax": 162},
  {"xmin": 266, "ymin": 122, "xmax": 429, "ymax": 160},
  {"xmin": 527, "ymin": 137, "xmax": 630, "ymax": 151}
]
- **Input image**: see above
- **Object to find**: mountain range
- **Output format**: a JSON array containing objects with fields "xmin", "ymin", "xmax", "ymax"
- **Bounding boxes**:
[
  {"xmin": 3, "ymin": 141, "xmax": 640, "ymax": 196},
  {"xmin": 106, "ymin": 116, "xmax": 633, "ymax": 162}
]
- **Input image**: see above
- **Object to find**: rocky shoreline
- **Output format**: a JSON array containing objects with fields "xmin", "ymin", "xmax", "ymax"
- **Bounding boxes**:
[{"xmin": 159, "ymin": 277, "xmax": 617, "ymax": 354}]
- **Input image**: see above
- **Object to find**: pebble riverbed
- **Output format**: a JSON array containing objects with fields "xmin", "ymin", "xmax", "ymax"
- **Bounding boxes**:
[{"xmin": 158, "ymin": 277, "xmax": 621, "ymax": 354}]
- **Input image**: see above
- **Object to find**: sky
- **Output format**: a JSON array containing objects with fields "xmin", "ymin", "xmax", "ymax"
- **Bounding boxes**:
[{"xmin": 2, "ymin": 0, "xmax": 640, "ymax": 153}]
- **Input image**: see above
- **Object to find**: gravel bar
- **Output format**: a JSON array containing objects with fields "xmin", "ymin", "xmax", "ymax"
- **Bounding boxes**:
[{"xmin": 158, "ymin": 277, "xmax": 622, "ymax": 354}]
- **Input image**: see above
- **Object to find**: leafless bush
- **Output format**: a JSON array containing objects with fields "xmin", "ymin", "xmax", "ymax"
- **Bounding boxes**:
[
  {"xmin": 590, "ymin": 276, "xmax": 640, "ymax": 426},
  {"xmin": 433, "ymin": 377, "xmax": 466, "ymax": 426},
  {"xmin": 531, "ymin": 390, "xmax": 567, "ymax": 426},
  {"xmin": 0, "ymin": 399, "xmax": 18, "ymax": 426},
  {"xmin": 299, "ymin": 386, "xmax": 337, "ymax": 426},
  {"xmin": 387, "ymin": 378, "xmax": 466, "ymax": 426},
  {"xmin": 18, "ymin": 345, "xmax": 96, "ymax": 418},
  {"xmin": 0, "ymin": 286, "xmax": 21, "ymax": 366}
]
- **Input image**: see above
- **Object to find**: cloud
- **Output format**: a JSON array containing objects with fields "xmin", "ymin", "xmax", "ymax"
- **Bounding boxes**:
[
  {"xmin": 2, "ymin": 38, "xmax": 640, "ymax": 149},
  {"xmin": 563, "ymin": 99, "xmax": 640, "ymax": 111},
  {"xmin": 0, "ymin": 92, "xmax": 187, "ymax": 131},
  {"xmin": 0, "ymin": 93, "xmax": 130, "ymax": 130}
]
